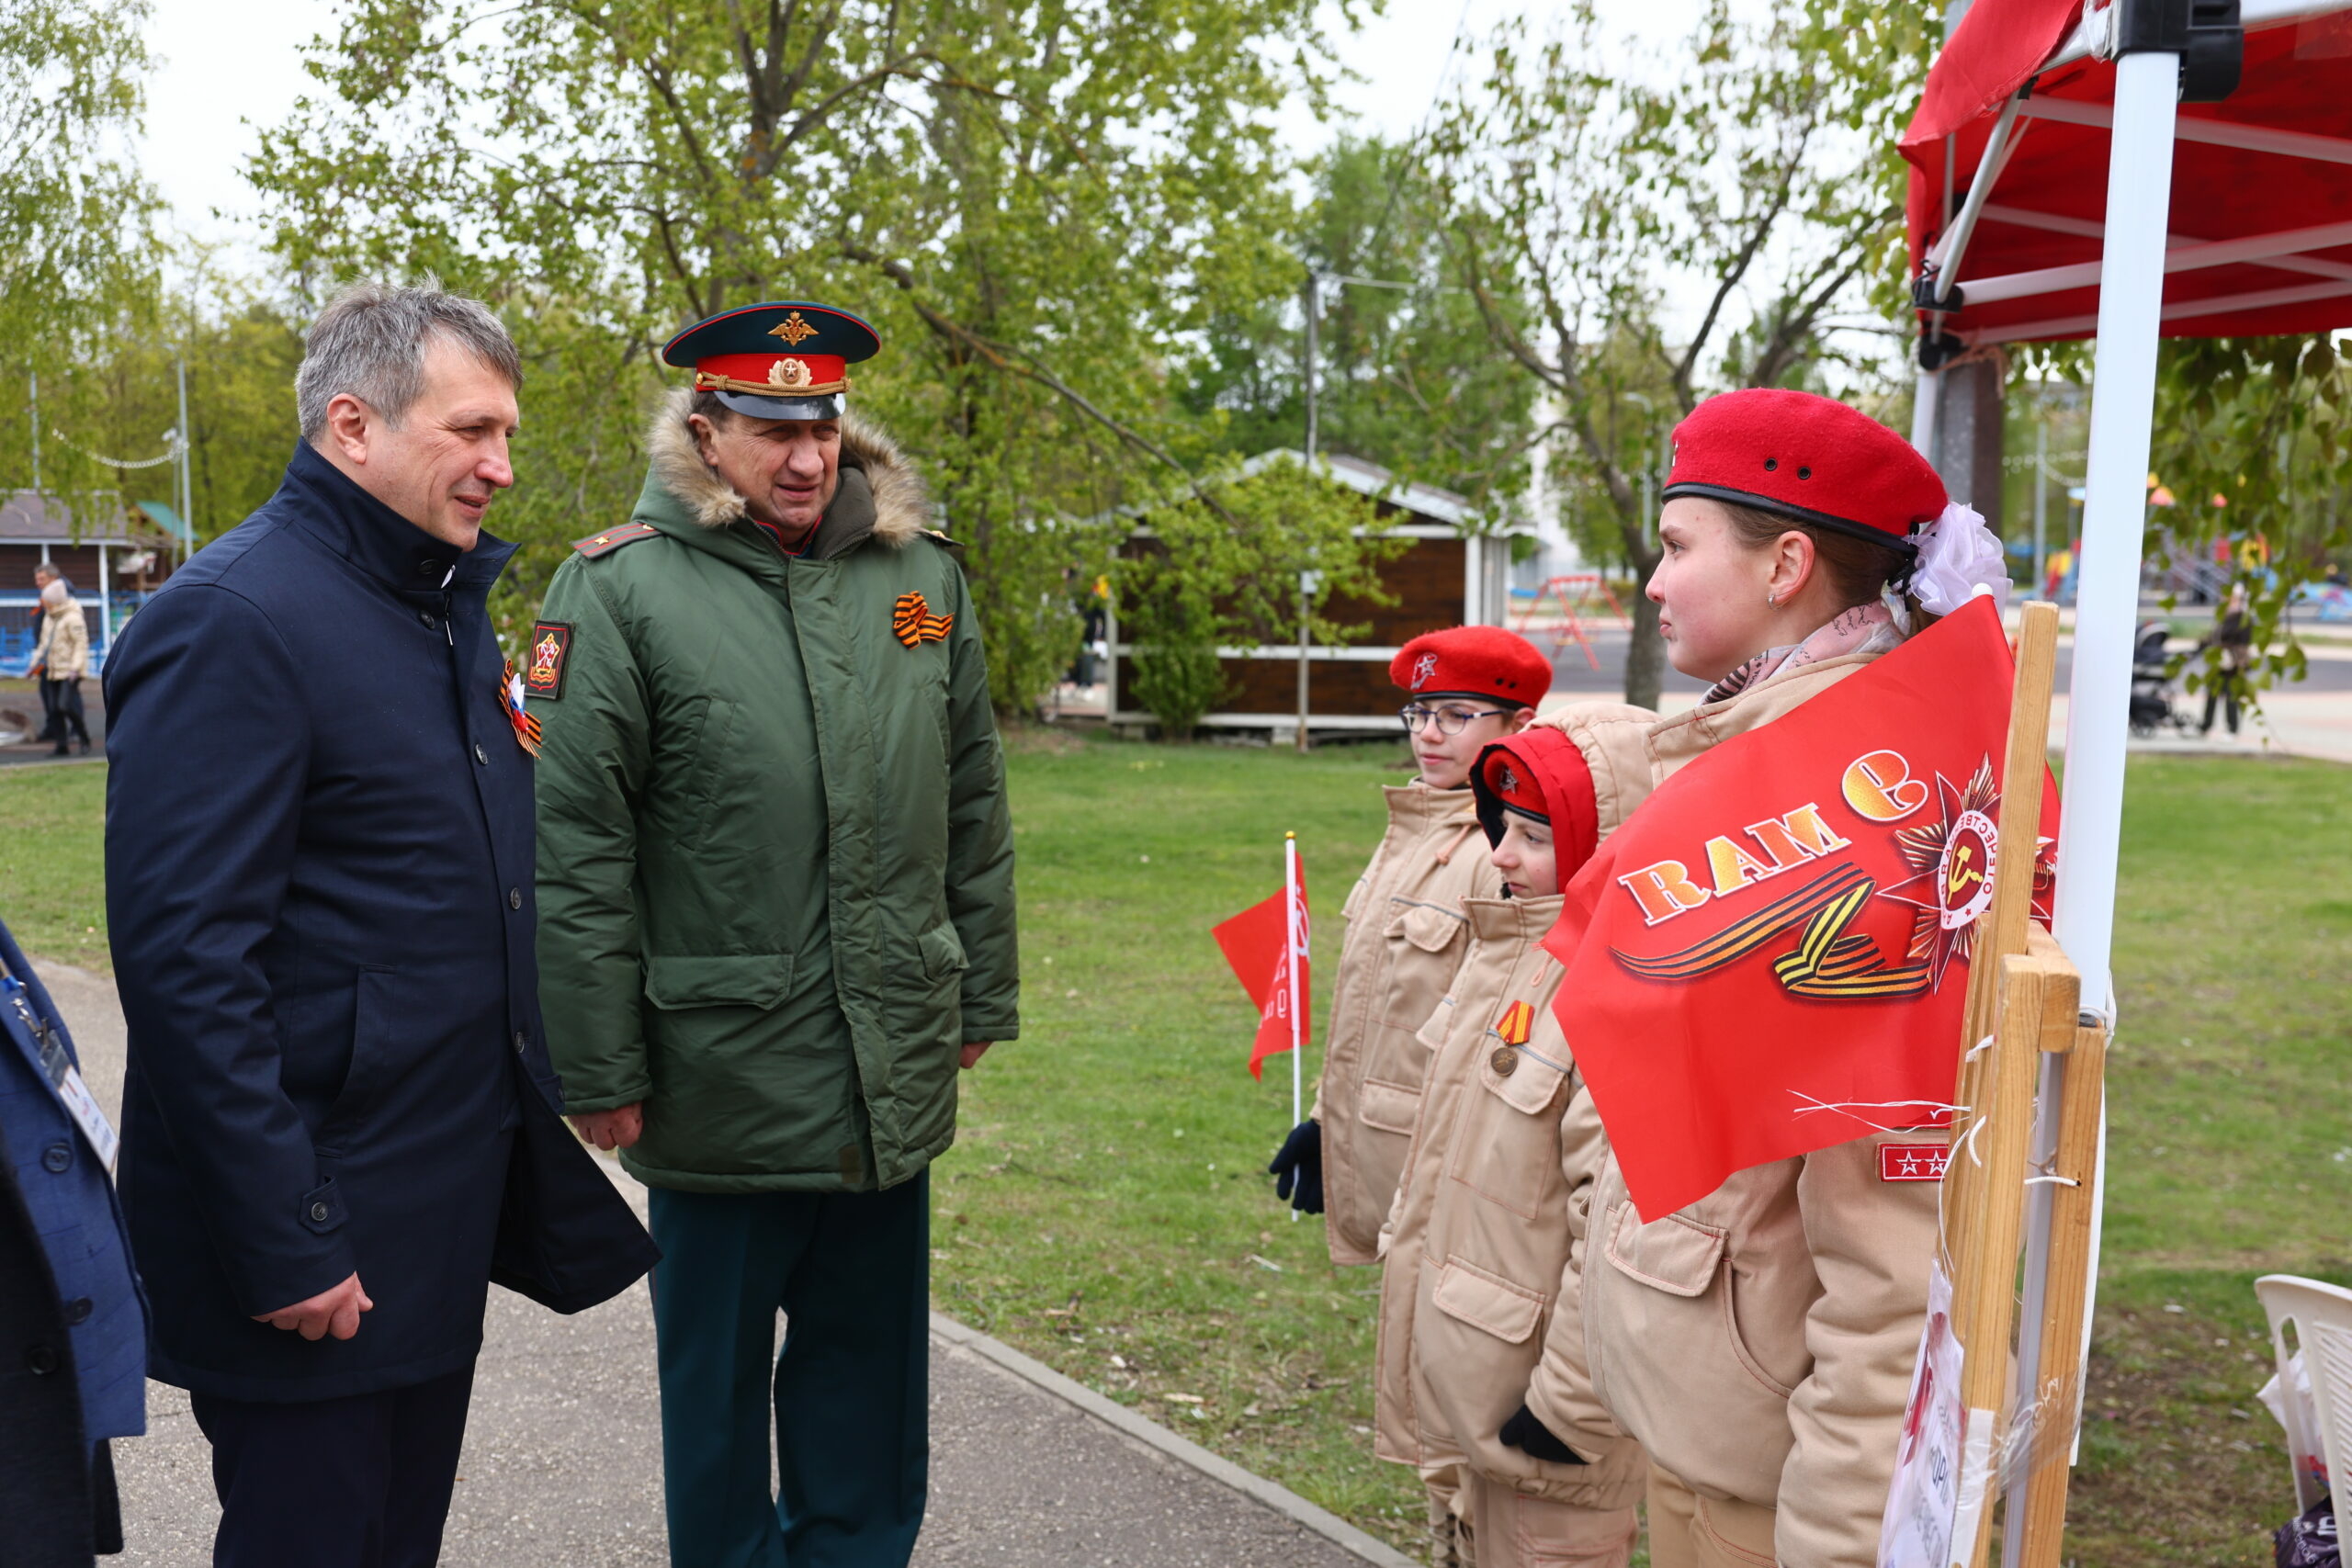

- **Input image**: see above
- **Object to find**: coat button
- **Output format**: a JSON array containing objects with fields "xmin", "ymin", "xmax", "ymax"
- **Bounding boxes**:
[
  {"xmin": 41, "ymin": 1143, "xmax": 71, "ymax": 1173},
  {"xmin": 1489, "ymin": 1046, "xmax": 1519, "ymax": 1077},
  {"xmin": 475, "ymin": 743, "xmax": 490, "ymax": 766},
  {"xmin": 309, "ymin": 1201, "xmax": 331, "ymax": 1223},
  {"xmin": 24, "ymin": 1343, "xmax": 59, "ymax": 1375},
  {"xmin": 418, "ymin": 610, "xmax": 435, "ymax": 627},
  {"xmin": 62, "ymin": 1298, "xmax": 92, "ymax": 1326},
  {"xmin": 508, "ymin": 887, "xmax": 522, "ymax": 910},
  {"xmin": 512, "ymin": 1031, "xmax": 527, "ymax": 1055}
]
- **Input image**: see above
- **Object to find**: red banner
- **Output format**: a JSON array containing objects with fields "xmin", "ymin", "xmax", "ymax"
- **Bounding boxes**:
[
  {"xmin": 1544, "ymin": 598, "xmax": 2054, "ymax": 1219},
  {"xmin": 1213, "ymin": 857, "xmax": 1312, "ymax": 1080}
]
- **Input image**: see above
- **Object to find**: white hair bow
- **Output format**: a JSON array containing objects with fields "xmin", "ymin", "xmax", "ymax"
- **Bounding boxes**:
[{"xmin": 1905, "ymin": 502, "xmax": 2013, "ymax": 618}]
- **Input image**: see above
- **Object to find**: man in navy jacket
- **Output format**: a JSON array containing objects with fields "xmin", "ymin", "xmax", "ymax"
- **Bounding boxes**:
[
  {"xmin": 104, "ymin": 281, "xmax": 650, "ymax": 1567},
  {"xmin": 0, "ymin": 919, "xmax": 146, "ymax": 1565}
]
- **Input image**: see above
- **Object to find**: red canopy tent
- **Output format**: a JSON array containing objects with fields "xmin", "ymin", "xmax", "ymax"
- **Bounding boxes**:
[
  {"xmin": 1905, "ymin": 0, "xmax": 2352, "ymax": 349},
  {"xmin": 1893, "ymin": 4, "xmax": 2352, "ymax": 1563}
]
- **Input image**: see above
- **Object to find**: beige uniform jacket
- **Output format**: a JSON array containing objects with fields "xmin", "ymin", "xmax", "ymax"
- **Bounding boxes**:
[
  {"xmin": 1566, "ymin": 652, "xmax": 1950, "ymax": 1568},
  {"xmin": 1374, "ymin": 703, "xmax": 1657, "ymax": 1514},
  {"xmin": 36, "ymin": 597, "xmax": 90, "ymax": 681},
  {"xmin": 1317, "ymin": 783, "xmax": 1497, "ymax": 1265}
]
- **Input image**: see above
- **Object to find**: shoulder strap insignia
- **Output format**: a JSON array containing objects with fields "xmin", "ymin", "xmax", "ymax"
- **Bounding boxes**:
[
  {"xmin": 571, "ymin": 522, "xmax": 662, "ymax": 558},
  {"xmin": 919, "ymin": 527, "xmax": 968, "ymax": 567}
]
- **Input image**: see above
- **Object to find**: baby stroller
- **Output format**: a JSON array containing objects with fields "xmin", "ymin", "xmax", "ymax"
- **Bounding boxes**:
[{"xmin": 2129, "ymin": 620, "xmax": 2189, "ymax": 737}]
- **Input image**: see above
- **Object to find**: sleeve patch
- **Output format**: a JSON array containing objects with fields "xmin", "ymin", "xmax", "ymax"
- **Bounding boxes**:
[
  {"xmin": 524, "ymin": 622, "xmax": 573, "ymax": 701},
  {"xmin": 1879, "ymin": 1143, "xmax": 1950, "ymax": 1181}
]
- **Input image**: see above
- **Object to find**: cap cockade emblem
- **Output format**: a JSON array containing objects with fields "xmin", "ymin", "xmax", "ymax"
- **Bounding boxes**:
[
  {"xmin": 1411, "ymin": 652, "xmax": 1440, "ymax": 690},
  {"xmin": 1496, "ymin": 763, "xmax": 1521, "ymax": 796},
  {"xmin": 768, "ymin": 356, "xmax": 815, "ymax": 389},
  {"xmin": 892, "ymin": 592, "xmax": 956, "ymax": 648},
  {"xmin": 768, "ymin": 310, "xmax": 820, "ymax": 346}
]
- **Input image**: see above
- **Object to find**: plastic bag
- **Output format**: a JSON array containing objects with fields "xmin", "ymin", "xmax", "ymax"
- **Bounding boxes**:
[{"xmin": 2276, "ymin": 1497, "xmax": 2338, "ymax": 1568}]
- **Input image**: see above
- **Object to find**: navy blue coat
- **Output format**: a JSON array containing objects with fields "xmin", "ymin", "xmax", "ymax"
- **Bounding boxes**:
[
  {"xmin": 0, "ymin": 919, "xmax": 147, "ymax": 1444},
  {"xmin": 104, "ymin": 442, "xmax": 625, "ymax": 1402}
]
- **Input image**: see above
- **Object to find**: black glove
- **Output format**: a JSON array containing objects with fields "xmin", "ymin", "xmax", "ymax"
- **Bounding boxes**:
[
  {"xmin": 1267, "ymin": 1119, "xmax": 1323, "ymax": 1214},
  {"xmin": 1498, "ymin": 1402, "xmax": 1586, "ymax": 1465}
]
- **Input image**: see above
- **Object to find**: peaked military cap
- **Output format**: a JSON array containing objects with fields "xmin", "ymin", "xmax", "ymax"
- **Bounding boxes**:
[{"xmin": 661, "ymin": 300, "xmax": 881, "ymax": 422}]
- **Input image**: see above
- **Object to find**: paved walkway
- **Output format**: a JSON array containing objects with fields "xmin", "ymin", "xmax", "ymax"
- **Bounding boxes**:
[{"xmin": 44, "ymin": 960, "xmax": 1411, "ymax": 1568}]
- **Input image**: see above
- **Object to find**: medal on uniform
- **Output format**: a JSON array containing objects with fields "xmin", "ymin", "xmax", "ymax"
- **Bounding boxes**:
[{"xmin": 502, "ymin": 660, "xmax": 544, "ymax": 757}]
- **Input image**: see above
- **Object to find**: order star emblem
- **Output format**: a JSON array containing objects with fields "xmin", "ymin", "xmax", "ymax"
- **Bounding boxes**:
[{"xmin": 1880, "ymin": 756, "xmax": 2055, "ymax": 992}]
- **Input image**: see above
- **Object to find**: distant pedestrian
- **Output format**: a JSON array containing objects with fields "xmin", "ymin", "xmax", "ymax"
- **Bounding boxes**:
[
  {"xmin": 535, "ymin": 299, "xmax": 1019, "ymax": 1568},
  {"xmin": 0, "ymin": 917, "xmax": 147, "ymax": 1566},
  {"xmin": 30, "ymin": 579, "xmax": 92, "ymax": 755},
  {"xmin": 104, "ymin": 279, "xmax": 655, "ymax": 1568},
  {"xmin": 2199, "ymin": 582, "xmax": 2254, "ymax": 736}
]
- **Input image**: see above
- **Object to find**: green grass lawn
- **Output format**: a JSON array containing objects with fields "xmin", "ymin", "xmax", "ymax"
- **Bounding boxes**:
[{"xmin": 1, "ymin": 739, "xmax": 2343, "ymax": 1564}]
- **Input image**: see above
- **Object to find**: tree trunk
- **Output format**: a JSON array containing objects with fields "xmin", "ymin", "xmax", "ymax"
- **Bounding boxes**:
[{"xmin": 1621, "ymin": 545, "xmax": 1666, "ymax": 710}]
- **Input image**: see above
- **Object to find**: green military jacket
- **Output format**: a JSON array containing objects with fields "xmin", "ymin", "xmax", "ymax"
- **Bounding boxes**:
[{"xmin": 532, "ymin": 391, "xmax": 1018, "ymax": 1192}]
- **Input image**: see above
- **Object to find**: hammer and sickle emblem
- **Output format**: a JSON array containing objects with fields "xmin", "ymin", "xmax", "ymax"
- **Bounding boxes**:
[{"xmin": 1945, "ymin": 843, "xmax": 1984, "ymax": 899}]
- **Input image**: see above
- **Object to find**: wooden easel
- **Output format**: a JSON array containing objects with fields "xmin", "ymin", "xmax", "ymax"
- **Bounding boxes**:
[{"xmin": 1936, "ymin": 600, "xmax": 2109, "ymax": 1568}]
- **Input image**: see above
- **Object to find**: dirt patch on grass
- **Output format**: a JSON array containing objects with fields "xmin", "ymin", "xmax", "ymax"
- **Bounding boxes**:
[{"xmin": 2064, "ymin": 1272, "xmax": 2306, "ymax": 1567}]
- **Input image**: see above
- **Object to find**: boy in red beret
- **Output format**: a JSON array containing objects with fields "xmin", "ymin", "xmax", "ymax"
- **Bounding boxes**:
[
  {"xmin": 1561, "ymin": 388, "xmax": 2012, "ymax": 1568},
  {"xmin": 1267, "ymin": 626, "xmax": 1552, "ymax": 1259},
  {"xmin": 1374, "ymin": 705, "xmax": 1656, "ymax": 1568}
]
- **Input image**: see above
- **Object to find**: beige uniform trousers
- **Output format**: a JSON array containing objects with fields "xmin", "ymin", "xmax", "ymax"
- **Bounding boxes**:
[
  {"xmin": 1454, "ymin": 1471, "xmax": 1637, "ymax": 1568},
  {"xmin": 1645, "ymin": 1466, "xmax": 1779, "ymax": 1568}
]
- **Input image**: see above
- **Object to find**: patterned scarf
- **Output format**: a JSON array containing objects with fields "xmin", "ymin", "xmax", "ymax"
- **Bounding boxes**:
[{"xmin": 1702, "ymin": 602, "xmax": 1905, "ymax": 705}]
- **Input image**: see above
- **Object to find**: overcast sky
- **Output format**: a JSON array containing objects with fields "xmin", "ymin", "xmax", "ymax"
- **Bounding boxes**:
[{"xmin": 142, "ymin": 0, "xmax": 1724, "ymax": 254}]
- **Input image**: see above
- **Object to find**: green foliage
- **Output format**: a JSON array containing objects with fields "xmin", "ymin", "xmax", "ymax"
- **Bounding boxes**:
[
  {"xmin": 1114, "ymin": 457, "xmax": 1404, "ymax": 735},
  {"xmin": 0, "ymin": 0, "xmax": 161, "ymax": 359},
  {"xmin": 243, "ymin": 0, "xmax": 1340, "ymax": 711},
  {"xmin": 1177, "ymin": 135, "xmax": 1540, "ymax": 512},
  {"xmin": 2144, "ymin": 335, "xmax": 2352, "ymax": 700},
  {"xmin": 0, "ymin": 260, "xmax": 309, "ymax": 544},
  {"xmin": 1433, "ymin": 0, "xmax": 1926, "ymax": 707}
]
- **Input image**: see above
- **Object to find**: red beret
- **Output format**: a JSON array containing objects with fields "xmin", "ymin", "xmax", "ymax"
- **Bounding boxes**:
[
  {"xmin": 1471, "ymin": 729, "xmax": 1601, "ymax": 876},
  {"xmin": 1663, "ymin": 389, "xmax": 1946, "ymax": 553},
  {"xmin": 1390, "ymin": 626, "xmax": 1551, "ymax": 706}
]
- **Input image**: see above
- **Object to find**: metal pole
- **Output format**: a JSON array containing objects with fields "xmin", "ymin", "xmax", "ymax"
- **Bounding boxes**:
[
  {"xmin": 2034, "ymin": 400, "xmax": 2049, "ymax": 597},
  {"xmin": 28, "ymin": 371, "xmax": 40, "ymax": 492},
  {"xmin": 175, "ymin": 355, "xmax": 193, "ymax": 560},
  {"xmin": 1295, "ymin": 570, "xmax": 1316, "ymax": 753},
  {"xmin": 2007, "ymin": 46, "xmax": 2181, "ymax": 1568},
  {"xmin": 1303, "ymin": 272, "xmax": 1321, "ymax": 462},
  {"xmin": 1910, "ymin": 367, "xmax": 1943, "ymax": 457}
]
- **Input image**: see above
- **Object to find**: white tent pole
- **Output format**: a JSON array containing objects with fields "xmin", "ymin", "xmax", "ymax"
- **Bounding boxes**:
[
  {"xmin": 2004, "ymin": 46, "xmax": 2180, "ymax": 1568},
  {"xmin": 1909, "ymin": 367, "xmax": 1943, "ymax": 456}
]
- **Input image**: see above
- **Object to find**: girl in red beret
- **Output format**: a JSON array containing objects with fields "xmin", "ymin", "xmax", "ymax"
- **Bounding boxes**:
[
  {"xmin": 1561, "ymin": 389, "xmax": 2013, "ymax": 1568},
  {"xmin": 1373, "ymin": 706, "xmax": 1656, "ymax": 1568},
  {"xmin": 1262, "ymin": 625, "xmax": 1552, "ymax": 1562},
  {"xmin": 1267, "ymin": 625, "xmax": 1556, "ymax": 1250}
]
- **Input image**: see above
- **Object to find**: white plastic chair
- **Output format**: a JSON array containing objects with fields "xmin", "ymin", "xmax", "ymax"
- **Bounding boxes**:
[{"xmin": 2256, "ymin": 1274, "xmax": 2352, "ymax": 1512}]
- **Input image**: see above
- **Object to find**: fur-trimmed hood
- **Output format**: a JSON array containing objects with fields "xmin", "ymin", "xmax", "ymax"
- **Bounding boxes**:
[{"xmin": 643, "ymin": 386, "xmax": 929, "ymax": 554}]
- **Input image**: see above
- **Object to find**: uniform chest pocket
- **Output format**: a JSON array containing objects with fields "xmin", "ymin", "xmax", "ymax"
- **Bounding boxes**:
[
  {"xmin": 1386, "ymin": 900, "xmax": 1468, "ymax": 955},
  {"xmin": 1476, "ymin": 1038, "xmax": 1571, "ymax": 1116},
  {"xmin": 1442, "ymin": 1026, "xmax": 1572, "ymax": 1219},
  {"xmin": 1601, "ymin": 1202, "xmax": 1726, "ymax": 1297}
]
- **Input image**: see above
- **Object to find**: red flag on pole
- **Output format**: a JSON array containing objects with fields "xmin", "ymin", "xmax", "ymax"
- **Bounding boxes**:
[
  {"xmin": 1544, "ymin": 597, "xmax": 2056, "ymax": 1219},
  {"xmin": 1213, "ymin": 846, "xmax": 1311, "ymax": 1082}
]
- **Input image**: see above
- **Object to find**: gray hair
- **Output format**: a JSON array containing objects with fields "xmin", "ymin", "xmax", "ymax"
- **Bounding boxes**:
[{"xmin": 295, "ymin": 281, "xmax": 522, "ymax": 441}]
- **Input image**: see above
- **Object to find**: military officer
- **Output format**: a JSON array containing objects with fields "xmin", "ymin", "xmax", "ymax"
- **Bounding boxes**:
[{"xmin": 531, "ymin": 301, "xmax": 1019, "ymax": 1568}]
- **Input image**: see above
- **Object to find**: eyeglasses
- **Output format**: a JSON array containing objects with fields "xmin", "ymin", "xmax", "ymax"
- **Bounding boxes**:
[{"xmin": 1398, "ymin": 704, "xmax": 1513, "ymax": 735}]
